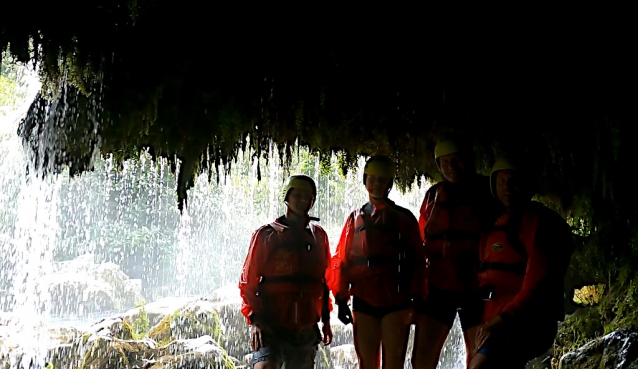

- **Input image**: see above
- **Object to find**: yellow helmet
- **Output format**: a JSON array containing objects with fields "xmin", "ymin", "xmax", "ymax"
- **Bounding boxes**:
[
  {"xmin": 363, "ymin": 156, "xmax": 396, "ymax": 185},
  {"xmin": 283, "ymin": 174, "xmax": 317, "ymax": 205},
  {"xmin": 434, "ymin": 139, "xmax": 461, "ymax": 160},
  {"xmin": 490, "ymin": 158, "xmax": 519, "ymax": 197}
]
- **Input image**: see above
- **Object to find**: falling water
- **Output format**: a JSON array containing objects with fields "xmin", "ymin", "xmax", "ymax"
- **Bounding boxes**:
[{"xmin": 0, "ymin": 56, "xmax": 467, "ymax": 369}]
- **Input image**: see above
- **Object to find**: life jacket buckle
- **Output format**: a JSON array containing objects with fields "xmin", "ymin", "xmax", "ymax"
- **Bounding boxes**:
[{"xmin": 480, "ymin": 285, "xmax": 494, "ymax": 301}]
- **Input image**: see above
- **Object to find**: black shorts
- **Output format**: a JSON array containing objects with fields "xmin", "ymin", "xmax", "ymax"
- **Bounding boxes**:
[
  {"xmin": 352, "ymin": 296, "xmax": 410, "ymax": 320},
  {"xmin": 416, "ymin": 286, "xmax": 483, "ymax": 330},
  {"xmin": 251, "ymin": 325, "xmax": 320, "ymax": 368}
]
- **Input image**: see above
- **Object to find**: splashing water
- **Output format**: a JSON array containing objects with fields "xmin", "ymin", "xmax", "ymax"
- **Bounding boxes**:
[{"xmin": 0, "ymin": 57, "xmax": 467, "ymax": 369}]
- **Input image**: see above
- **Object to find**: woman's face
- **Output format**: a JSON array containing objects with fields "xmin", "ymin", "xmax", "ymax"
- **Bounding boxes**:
[
  {"xmin": 365, "ymin": 174, "xmax": 392, "ymax": 198},
  {"xmin": 286, "ymin": 187, "xmax": 314, "ymax": 214}
]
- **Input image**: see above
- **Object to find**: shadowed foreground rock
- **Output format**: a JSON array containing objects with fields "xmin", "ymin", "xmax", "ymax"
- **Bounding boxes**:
[{"xmin": 560, "ymin": 327, "xmax": 638, "ymax": 369}]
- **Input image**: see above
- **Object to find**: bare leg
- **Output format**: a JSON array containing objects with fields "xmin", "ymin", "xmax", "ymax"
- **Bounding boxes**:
[
  {"xmin": 463, "ymin": 325, "xmax": 479, "ymax": 367},
  {"xmin": 411, "ymin": 314, "xmax": 452, "ymax": 369},
  {"xmin": 380, "ymin": 308, "xmax": 411, "ymax": 369},
  {"xmin": 354, "ymin": 311, "xmax": 383, "ymax": 369},
  {"xmin": 468, "ymin": 352, "xmax": 488, "ymax": 369}
]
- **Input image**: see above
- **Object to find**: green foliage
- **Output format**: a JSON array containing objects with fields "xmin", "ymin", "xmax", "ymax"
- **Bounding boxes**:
[
  {"xmin": 573, "ymin": 284, "xmax": 604, "ymax": 307},
  {"xmin": 51, "ymin": 152, "xmax": 180, "ymax": 298},
  {"xmin": 131, "ymin": 305, "xmax": 150, "ymax": 340}
]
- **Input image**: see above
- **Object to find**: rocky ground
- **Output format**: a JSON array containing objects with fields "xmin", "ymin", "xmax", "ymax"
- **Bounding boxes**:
[
  {"xmin": 3, "ymin": 255, "xmax": 634, "ymax": 368},
  {"xmin": 0, "ymin": 285, "xmax": 358, "ymax": 369}
]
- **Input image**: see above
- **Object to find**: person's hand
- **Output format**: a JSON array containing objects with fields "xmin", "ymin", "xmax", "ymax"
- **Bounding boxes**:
[
  {"xmin": 474, "ymin": 315, "xmax": 505, "ymax": 354},
  {"xmin": 322, "ymin": 323, "xmax": 333, "ymax": 346},
  {"xmin": 250, "ymin": 324, "xmax": 265, "ymax": 351},
  {"xmin": 338, "ymin": 303, "xmax": 353, "ymax": 325}
]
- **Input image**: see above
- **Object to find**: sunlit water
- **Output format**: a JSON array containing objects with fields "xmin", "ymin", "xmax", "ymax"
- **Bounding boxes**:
[{"xmin": 0, "ymin": 58, "xmax": 466, "ymax": 368}]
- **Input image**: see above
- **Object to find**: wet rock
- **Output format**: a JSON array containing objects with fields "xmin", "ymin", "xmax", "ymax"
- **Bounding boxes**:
[
  {"xmin": 330, "ymin": 321, "xmax": 353, "ymax": 347},
  {"xmin": 87, "ymin": 317, "xmax": 134, "ymax": 340},
  {"xmin": 52, "ymin": 254, "xmax": 94, "ymax": 274},
  {"xmin": 35, "ymin": 254, "xmax": 143, "ymax": 316},
  {"xmin": 214, "ymin": 301, "xmax": 250, "ymax": 359},
  {"xmin": 47, "ymin": 334, "xmax": 157, "ymax": 369},
  {"xmin": 316, "ymin": 344, "xmax": 334, "ymax": 369},
  {"xmin": 148, "ymin": 299, "xmax": 223, "ymax": 345},
  {"xmin": 330, "ymin": 344, "xmax": 357, "ymax": 369},
  {"xmin": 44, "ymin": 326, "xmax": 237, "ymax": 369},
  {"xmin": 47, "ymin": 326, "xmax": 79, "ymax": 345},
  {"xmin": 118, "ymin": 296, "xmax": 199, "ymax": 327},
  {"xmin": 560, "ymin": 327, "xmax": 638, "ymax": 369},
  {"xmin": 207, "ymin": 284, "xmax": 242, "ymax": 304}
]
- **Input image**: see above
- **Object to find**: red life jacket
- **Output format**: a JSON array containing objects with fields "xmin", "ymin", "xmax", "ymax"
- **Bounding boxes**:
[
  {"xmin": 479, "ymin": 203, "xmax": 573, "ymax": 325},
  {"xmin": 422, "ymin": 181, "xmax": 484, "ymax": 291},
  {"xmin": 341, "ymin": 203, "xmax": 415, "ymax": 307},
  {"xmin": 253, "ymin": 219, "xmax": 329, "ymax": 330}
]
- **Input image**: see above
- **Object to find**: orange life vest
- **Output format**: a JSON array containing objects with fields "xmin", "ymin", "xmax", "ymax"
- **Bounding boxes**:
[
  {"xmin": 341, "ymin": 204, "xmax": 414, "ymax": 307},
  {"xmin": 253, "ymin": 219, "xmax": 329, "ymax": 329},
  {"xmin": 423, "ymin": 181, "xmax": 484, "ymax": 291},
  {"xmin": 479, "ymin": 203, "xmax": 572, "ymax": 325}
]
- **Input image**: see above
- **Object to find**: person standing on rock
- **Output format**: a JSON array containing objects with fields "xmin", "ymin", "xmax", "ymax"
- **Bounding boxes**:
[
  {"xmin": 328, "ymin": 155, "xmax": 428, "ymax": 369},
  {"xmin": 239, "ymin": 174, "xmax": 333, "ymax": 369},
  {"xmin": 469, "ymin": 158, "xmax": 574, "ymax": 369},
  {"xmin": 412, "ymin": 139, "xmax": 496, "ymax": 369}
]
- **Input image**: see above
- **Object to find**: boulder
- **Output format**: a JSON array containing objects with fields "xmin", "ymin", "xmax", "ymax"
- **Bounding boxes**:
[
  {"xmin": 560, "ymin": 327, "xmax": 638, "ymax": 369},
  {"xmin": 153, "ymin": 336, "xmax": 236, "ymax": 368},
  {"xmin": 118, "ymin": 296, "xmax": 199, "ymax": 328},
  {"xmin": 215, "ymin": 300, "xmax": 250, "ymax": 359},
  {"xmin": 148, "ymin": 299, "xmax": 224, "ymax": 345},
  {"xmin": 35, "ymin": 254, "xmax": 144, "ymax": 316},
  {"xmin": 45, "ymin": 324, "xmax": 236, "ymax": 369},
  {"xmin": 208, "ymin": 284, "xmax": 242, "ymax": 304},
  {"xmin": 47, "ymin": 326, "xmax": 80, "ymax": 345},
  {"xmin": 47, "ymin": 334, "xmax": 157, "ymax": 369}
]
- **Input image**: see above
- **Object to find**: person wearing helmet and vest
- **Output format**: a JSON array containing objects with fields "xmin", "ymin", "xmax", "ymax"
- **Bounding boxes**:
[
  {"xmin": 239, "ymin": 174, "xmax": 333, "ymax": 369},
  {"xmin": 328, "ymin": 155, "xmax": 427, "ymax": 369},
  {"xmin": 412, "ymin": 139, "xmax": 495, "ymax": 369},
  {"xmin": 469, "ymin": 158, "xmax": 574, "ymax": 369}
]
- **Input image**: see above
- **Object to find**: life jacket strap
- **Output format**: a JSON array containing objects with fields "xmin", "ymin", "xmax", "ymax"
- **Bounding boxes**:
[
  {"xmin": 348, "ymin": 255, "xmax": 399, "ymax": 266},
  {"xmin": 426, "ymin": 229, "xmax": 480, "ymax": 241}
]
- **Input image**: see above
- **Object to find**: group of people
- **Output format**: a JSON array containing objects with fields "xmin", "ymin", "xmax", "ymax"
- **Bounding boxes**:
[{"xmin": 238, "ymin": 139, "xmax": 574, "ymax": 369}]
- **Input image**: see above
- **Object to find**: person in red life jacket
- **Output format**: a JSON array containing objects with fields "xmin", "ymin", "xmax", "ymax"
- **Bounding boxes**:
[
  {"xmin": 412, "ymin": 139, "xmax": 496, "ymax": 369},
  {"xmin": 469, "ymin": 158, "xmax": 574, "ymax": 369},
  {"xmin": 238, "ymin": 174, "xmax": 333, "ymax": 369},
  {"xmin": 328, "ymin": 155, "xmax": 427, "ymax": 369}
]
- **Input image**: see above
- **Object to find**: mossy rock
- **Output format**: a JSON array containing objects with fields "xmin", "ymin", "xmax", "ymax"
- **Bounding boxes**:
[
  {"xmin": 149, "ymin": 348, "xmax": 235, "ymax": 369},
  {"xmin": 148, "ymin": 300, "xmax": 224, "ymax": 345},
  {"xmin": 50, "ymin": 334, "xmax": 157, "ymax": 369},
  {"xmin": 559, "ymin": 327, "xmax": 638, "ymax": 369},
  {"xmin": 87, "ymin": 317, "xmax": 135, "ymax": 340},
  {"xmin": 153, "ymin": 335, "xmax": 236, "ymax": 369}
]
